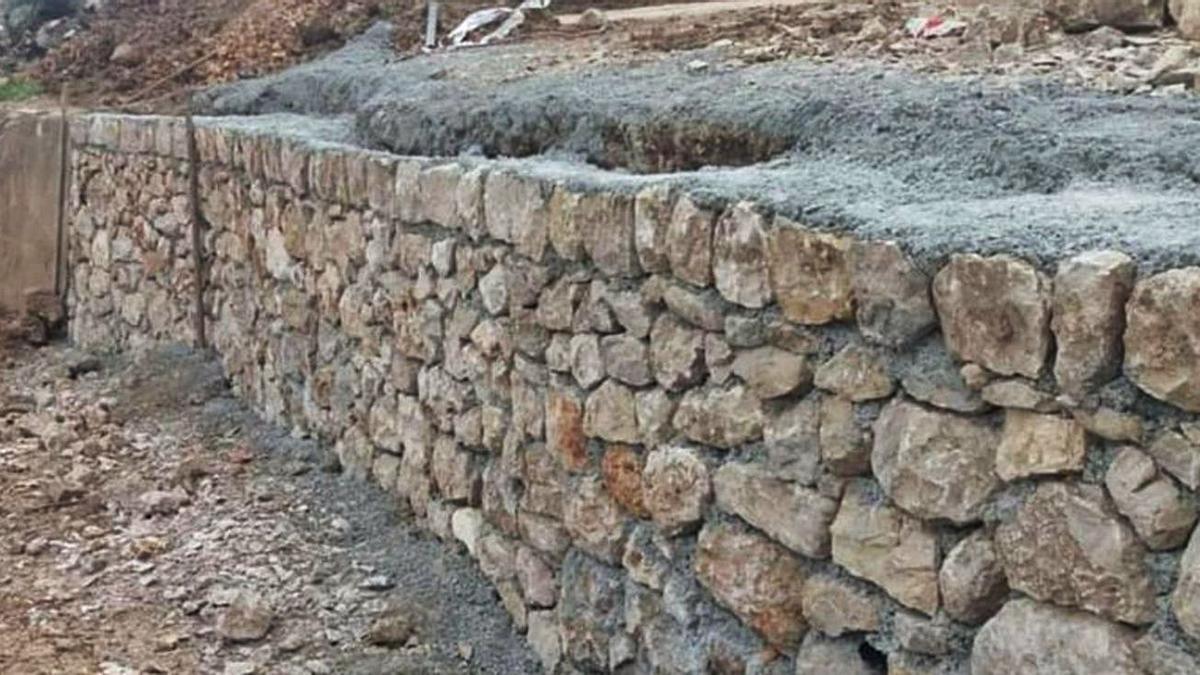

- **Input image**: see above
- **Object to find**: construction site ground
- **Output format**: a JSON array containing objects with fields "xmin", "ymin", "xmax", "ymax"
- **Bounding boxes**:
[{"xmin": 0, "ymin": 343, "xmax": 540, "ymax": 674}]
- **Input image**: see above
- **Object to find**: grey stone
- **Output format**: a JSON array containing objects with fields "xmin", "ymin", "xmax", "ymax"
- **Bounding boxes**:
[
  {"xmin": 712, "ymin": 201, "xmax": 772, "ymax": 308},
  {"xmin": 932, "ymin": 254, "xmax": 1052, "ymax": 379},
  {"xmin": 939, "ymin": 531, "xmax": 1008, "ymax": 626},
  {"xmin": 673, "ymin": 384, "xmax": 763, "ymax": 449},
  {"xmin": 800, "ymin": 575, "xmax": 881, "ymax": 637},
  {"xmin": 570, "ymin": 334, "xmax": 605, "ymax": 389},
  {"xmin": 794, "ymin": 633, "xmax": 878, "ymax": 675},
  {"xmin": 649, "ymin": 315, "xmax": 706, "ymax": 392},
  {"xmin": 661, "ymin": 282, "xmax": 725, "ymax": 331},
  {"xmin": 583, "ymin": 380, "xmax": 639, "ymax": 444},
  {"xmin": 814, "ymin": 345, "xmax": 895, "ymax": 402},
  {"xmin": 971, "ymin": 599, "xmax": 1141, "ymax": 675},
  {"xmin": 642, "ymin": 446, "xmax": 711, "ymax": 536},
  {"xmin": 564, "ymin": 475, "xmax": 629, "ymax": 563},
  {"xmin": 1105, "ymin": 446, "xmax": 1197, "ymax": 551},
  {"xmin": 872, "ymin": 399, "xmax": 1000, "ymax": 525},
  {"xmin": 601, "ymin": 335, "xmax": 652, "ymax": 386},
  {"xmin": 731, "ymin": 346, "xmax": 812, "ymax": 399},
  {"xmin": 850, "ymin": 240, "xmax": 936, "ymax": 348}
]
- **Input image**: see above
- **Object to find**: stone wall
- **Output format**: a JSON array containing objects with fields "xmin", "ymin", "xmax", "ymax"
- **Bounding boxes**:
[{"xmin": 65, "ymin": 113, "xmax": 1200, "ymax": 674}]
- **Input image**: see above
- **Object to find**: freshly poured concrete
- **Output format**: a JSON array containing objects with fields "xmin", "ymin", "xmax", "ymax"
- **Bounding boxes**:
[{"xmin": 198, "ymin": 23, "xmax": 1200, "ymax": 272}]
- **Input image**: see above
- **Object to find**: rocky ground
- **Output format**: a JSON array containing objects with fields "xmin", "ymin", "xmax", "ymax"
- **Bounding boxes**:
[{"xmin": 0, "ymin": 342, "xmax": 540, "ymax": 674}]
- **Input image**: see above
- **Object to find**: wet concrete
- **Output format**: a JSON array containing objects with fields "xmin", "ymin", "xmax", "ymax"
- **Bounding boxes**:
[{"xmin": 197, "ymin": 22, "xmax": 1200, "ymax": 272}]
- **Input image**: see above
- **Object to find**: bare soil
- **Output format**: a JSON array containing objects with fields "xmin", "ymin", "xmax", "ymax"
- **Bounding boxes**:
[{"xmin": 0, "ymin": 343, "xmax": 539, "ymax": 675}]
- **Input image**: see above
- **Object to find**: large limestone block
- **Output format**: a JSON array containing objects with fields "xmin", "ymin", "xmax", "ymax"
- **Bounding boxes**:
[
  {"xmin": 1124, "ymin": 268, "xmax": 1200, "ymax": 412},
  {"xmin": 995, "ymin": 481, "xmax": 1155, "ymax": 625},
  {"xmin": 830, "ymin": 482, "xmax": 940, "ymax": 615},
  {"xmin": 1051, "ymin": 250, "xmax": 1135, "ymax": 396},
  {"xmin": 872, "ymin": 400, "xmax": 1000, "ymax": 525},
  {"xmin": 713, "ymin": 462, "xmax": 839, "ymax": 558},
  {"xmin": 767, "ymin": 218, "xmax": 854, "ymax": 325},
  {"xmin": 971, "ymin": 599, "xmax": 1142, "ymax": 675},
  {"xmin": 932, "ymin": 254, "xmax": 1052, "ymax": 378},
  {"xmin": 695, "ymin": 520, "xmax": 808, "ymax": 650}
]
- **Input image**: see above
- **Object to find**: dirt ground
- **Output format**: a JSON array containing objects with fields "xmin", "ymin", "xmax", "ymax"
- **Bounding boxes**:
[{"xmin": 0, "ymin": 342, "xmax": 540, "ymax": 675}]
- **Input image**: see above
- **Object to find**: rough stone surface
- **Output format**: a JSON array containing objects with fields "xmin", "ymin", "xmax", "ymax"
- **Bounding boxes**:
[
  {"xmin": 830, "ymin": 482, "xmax": 940, "ymax": 615},
  {"xmin": 694, "ymin": 520, "xmax": 808, "ymax": 650},
  {"xmin": 564, "ymin": 475, "xmax": 628, "ymax": 563},
  {"xmin": 995, "ymin": 411, "xmax": 1087, "ymax": 481},
  {"xmin": 1104, "ymin": 446, "xmax": 1197, "ymax": 551},
  {"xmin": 712, "ymin": 202, "xmax": 772, "ymax": 309},
  {"xmin": 641, "ymin": 446, "xmax": 711, "ymax": 536},
  {"xmin": 583, "ymin": 380, "xmax": 639, "ymax": 445},
  {"xmin": 872, "ymin": 400, "xmax": 1000, "ymax": 525},
  {"xmin": 666, "ymin": 193, "xmax": 714, "ymax": 287},
  {"xmin": 1147, "ymin": 428, "xmax": 1200, "ymax": 490},
  {"xmin": 713, "ymin": 462, "xmax": 839, "ymax": 558},
  {"xmin": 801, "ymin": 575, "xmax": 881, "ymax": 637},
  {"xmin": 767, "ymin": 220, "xmax": 854, "ymax": 325},
  {"xmin": 814, "ymin": 345, "xmax": 895, "ymax": 402},
  {"xmin": 601, "ymin": 445, "xmax": 650, "ymax": 519},
  {"xmin": 558, "ymin": 552, "xmax": 624, "ymax": 672},
  {"xmin": 1124, "ymin": 268, "xmax": 1200, "ymax": 412},
  {"xmin": 1172, "ymin": 525, "xmax": 1200, "ymax": 641},
  {"xmin": 649, "ymin": 315, "xmax": 706, "ymax": 392},
  {"xmin": 820, "ymin": 396, "xmax": 871, "ymax": 477},
  {"xmin": 932, "ymin": 254, "xmax": 1052, "ymax": 379},
  {"xmin": 731, "ymin": 346, "xmax": 811, "ymax": 400},
  {"xmin": 673, "ymin": 385, "xmax": 763, "ymax": 449},
  {"xmin": 1051, "ymin": 251, "xmax": 1135, "ymax": 397},
  {"xmin": 938, "ymin": 531, "xmax": 1008, "ymax": 626},
  {"xmin": 971, "ymin": 599, "xmax": 1142, "ymax": 675},
  {"xmin": 995, "ymin": 481, "xmax": 1155, "ymax": 625},
  {"xmin": 546, "ymin": 388, "xmax": 588, "ymax": 472},
  {"xmin": 763, "ymin": 397, "xmax": 823, "ymax": 484},
  {"xmin": 980, "ymin": 379, "xmax": 1058, "ymax": 412},
  {"xmin": 850, "ymin": 240, "xmax": 936, "ymax": 348}
]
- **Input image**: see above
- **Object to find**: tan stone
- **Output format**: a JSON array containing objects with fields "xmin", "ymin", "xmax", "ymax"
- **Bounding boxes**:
[
  {"xmin": 666, "ymin": 193, "xmax": 714, "ymax": 287},
  {"xmin": 980, "ymin": 379, "xmax": 1058, "ymax": 412},
  {"xmin": 800, "ymin": 575, "xmax": 881, "ymax": 637},
  {"xmin": 601, "ymin": 445, "xmax": 649, "ymax": 518},
  {"xmin": 938, "ymin": 531, "xmax": 1008, "ymax": 625},
  {"xmin": 1105, "ymin": 446, "xmax": 1197, "ymax": 551},
  {"xmin": 849, "ymin": 240, "xmax": 936, "ymax": 348},
  {"xmin": 583, "ymin": 380, "xmax": 639, "ymax": 444},
  {"xmin": 642, "ymin": 446, "xmax": 711, "ymax": 536},
  {"xmin": 649, "ymin": 314, "xmax": 706, "ymax": 392},
  {"xmin": 813, "ymin": 344, "xmax": 895, "ymax": 402},
  {"xmin": 932, "ymin": 254, "xmax": 1052, "ymax": 379},
  {"xmin": 731, "ymin": 346, "xmax": 812, "ymax": 400},
  {"xmin": 1125, "ymin": 268, "xmax": 1200, "ymax": 412},
  {"xmin": 713, "ymin": 462, "xmax": 839, "ymax": 558},
  {"xmin": 1132, "ymin": 633, "xmax": 1200, "ymax": 675},
  {"xmin": 972, "ymin": 599, "xmax": 1142, "ymax": 675},
  {"xmin": 995, "ymin": 411, "xmax": 1086, "ymax": 481},
  {"xmin": 767, "ymin": 219, "xmax": 854, "ymax": 325},
  {"xmin": 694, "ymin": 520, "xmax": 808, "ymax": 650},
  {"xmin": 564, "ymin": 475, "xmax": 628, "ymax": 563},
  {"xmin": 713, "ymin": 201, "xmax": 772, "ymax": 308},
  {"xmin": 871, "ymin": 400, "xmax": 1000, "ymax": 525},
  {"xmin": 1173, "ymin": 0, "xmax": 1200, "ymax": 40},
  {"xmin": 995, "ymin": 481, "xmax": 1155, "ymax": 625},
  {"xmin": 1175, "ymin": 526, "xmax": 1200, "ymax": 640},
  {"xmin": 580, "ymin": 191, "xmax": 639, "ymax": 277},
  {"xmin": 830, "ymin": 482, "xmax": 940, "ymax": 615},
  {"xmin": 1052, "ymin": 251, "xmax": 1135, "ymax": 396},
  {"xmin": 1071, "ymin": 407, "xmax": 1144, "ymax": 444},
  {"xmin": 673, "ymin": 384, "xmax": 764, "ymax": 450}
]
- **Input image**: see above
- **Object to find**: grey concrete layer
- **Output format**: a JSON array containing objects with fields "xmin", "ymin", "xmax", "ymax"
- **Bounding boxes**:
[{"xmin": 198, "ymin": 22, "xmax": 1200, "ymax": 272}]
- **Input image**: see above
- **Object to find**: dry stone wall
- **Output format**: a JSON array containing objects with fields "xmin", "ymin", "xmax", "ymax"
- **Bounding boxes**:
[{"xmin": 66, "ymin": 113, "xmax": 1200, "ymax": 674}]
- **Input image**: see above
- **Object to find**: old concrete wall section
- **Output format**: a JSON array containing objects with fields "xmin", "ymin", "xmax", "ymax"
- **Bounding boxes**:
[
  {"xmin": 65, "ymin": 113, "xmax": 1200, "ymax": 674},
  {"xmin": 0, "ymin": 111, "xmax": 62, "ymax": 315}
]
